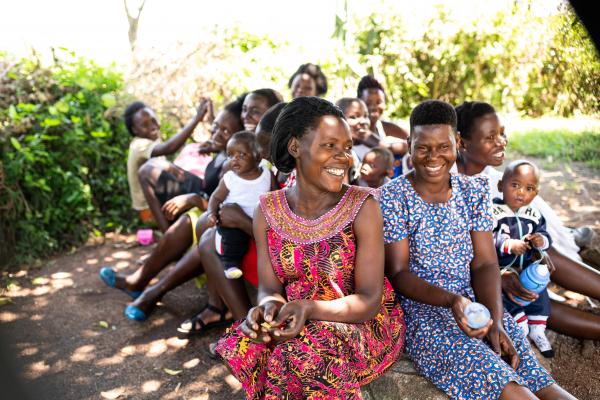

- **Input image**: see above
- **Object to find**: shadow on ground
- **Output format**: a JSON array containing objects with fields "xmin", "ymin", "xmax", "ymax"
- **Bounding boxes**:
[{"xmin": 0, "ymin": 236, "xmax": 243, "ymax": 400}]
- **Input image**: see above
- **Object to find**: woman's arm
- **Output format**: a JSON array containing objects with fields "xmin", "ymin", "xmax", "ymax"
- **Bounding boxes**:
[
  {"xmin": 271, "ymin": 197, "xmax": 388, "ymax": 340},
  {"xmin": 386, "ymin": 236, "xmax": 490, "ymax": 338},
  {"xmin": 307, "ymin": 197, "xmax": 385, "ymax": 323},
  {"xmin": 253, "ymin": 206, "xmax": 287, "ymax": 305},
  {"xmin": 470, "ymin": 231, "xmax": 504, "ymax": 325},
  {"xmin": 382, "ymin": 120, "xmax": 409, "ymax": 140},
  {"xmin": 151, "ymin": 98, "xmax": 210, "ymax": 157},
  {"xmin": 239, "ymin": 206, "xmax": 287, "ymax": 342},
  {"xmin": 470, "ymin": 230, "xmax": 520, "ymax": 369},
  {"xmin": 161, "ymin": 193, "xmax": 208, "ymax": 221},
  {"xmin": 386, "ymin": 240, "xmax": 457, "ymax": 306}
]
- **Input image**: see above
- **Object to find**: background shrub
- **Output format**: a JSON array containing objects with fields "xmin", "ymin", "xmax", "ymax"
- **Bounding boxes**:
[{"xmin": 0, "ymin": 51, "xmax": 134, "ymax": 268}]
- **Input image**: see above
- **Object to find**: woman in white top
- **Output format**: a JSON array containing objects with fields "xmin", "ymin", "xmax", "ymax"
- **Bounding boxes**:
[
  {"xmin": 455, "ymin": 101, "xmax": 600, "ymax": 340},
  {"xmin": 357, "ymin": 75, "xmax": 409, "ymax": 140}
]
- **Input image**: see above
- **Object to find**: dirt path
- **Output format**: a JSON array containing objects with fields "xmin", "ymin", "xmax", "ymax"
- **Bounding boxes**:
[
  {"xmin": 0, "ymin": 158, "xmax": 599, "ymax": 400},
  {"xmin": 0, "ymin": 237, "xmax": 244, "ymax": 399}
]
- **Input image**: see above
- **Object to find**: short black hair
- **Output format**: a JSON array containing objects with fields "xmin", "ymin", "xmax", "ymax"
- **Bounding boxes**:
[
  {"xmin": 357, "ymin": 75, "xmax": 385, "ymax": 98},
  {"xmin": 364, "ymin": 146, "xmax": 394, "ymax": 170},
  {"xmin": 288, "ymin": 63, "xmax": 328, "ymax": 96},
  {"xmin": 224, "ymin": 93, "xmax": 247, "ymax": 130},
  {"xmin": 257, "ymin": 102, "xmax": 287, "ymax": 136},
  {"xmin": 502, "ymin": 159, "xmax": 540, "ymax": 182},
  {"xmin": 335, "ymin": 97, "xmax": 365, "ymax": 115},
  {"xmin": 271, "ymin": 97, "xmax": 344, "ymax": 173},
  {"xmin": 123, "ymin": 101, "xmax": 147, "ymax": 136},
  {"xmin": 409, "ymin": 100, "xmax": 457, "ymax": 132},
  {"xmin": 228, "ymin": 130, "xmax": 261, "ymax": 160},
  {"xmin": 256, "ymin": 103, "xmax": 287, "ymax": 161},
  {"xmin": 249, "ymin": 89, "xmax": 283, "ymax": 108},
  {"xmin": 455, "ymin": 101, "xmax": 496, "ymax": 139}
]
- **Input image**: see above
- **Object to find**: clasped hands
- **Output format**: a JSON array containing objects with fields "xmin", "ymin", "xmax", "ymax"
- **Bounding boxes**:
[
  {"xmin": 240, "ymin": 299, "xmax": 311, "ymax": 343},
  {"xmin": 507, "ymin": 233, "xmax": 546, "ymax": 256}
]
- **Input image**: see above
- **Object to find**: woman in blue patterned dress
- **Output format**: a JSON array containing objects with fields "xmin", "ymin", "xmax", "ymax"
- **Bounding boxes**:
[{"xmin": 380, "ymin": 100, "xmax": 575, "ymax": 399}]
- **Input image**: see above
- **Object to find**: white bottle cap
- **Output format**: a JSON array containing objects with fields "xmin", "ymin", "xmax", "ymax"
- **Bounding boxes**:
[{"xmin": 535, "ymin": 264, "xmax": 549, "ymax": 276}]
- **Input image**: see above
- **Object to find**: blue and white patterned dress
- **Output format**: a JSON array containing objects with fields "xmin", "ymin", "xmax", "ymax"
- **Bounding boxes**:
[{"xmin": 380, "ymin": 173, "xmax": 554, "ymax": 400}]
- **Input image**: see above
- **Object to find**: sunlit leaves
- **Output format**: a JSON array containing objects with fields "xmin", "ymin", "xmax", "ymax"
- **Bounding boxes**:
[{"xmin": 0, "ymin": 50, "xmax": 133, "ymax": 268}]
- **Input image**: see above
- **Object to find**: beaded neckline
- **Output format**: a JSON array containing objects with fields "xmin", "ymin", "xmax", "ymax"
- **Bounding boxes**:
[
  {"xmin": 260, "ymin": 185, "xmax": 372, "ymax": 244},
  {"xmin": 280, "ymin": 185, "xmax": 352, "ymax": 224}
]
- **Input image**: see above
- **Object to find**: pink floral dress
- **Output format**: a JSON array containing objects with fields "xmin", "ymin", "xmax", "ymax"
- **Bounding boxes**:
[{"xmin": 215, "ymin": 185, "xmax": 405, "ymax": 399}]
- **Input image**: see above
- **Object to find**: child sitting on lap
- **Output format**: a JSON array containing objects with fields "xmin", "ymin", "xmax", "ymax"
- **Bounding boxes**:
[
  {"xmin": 358, "ymin": 147, "xmax": 394, "ymax": 188},
  {"xmin": 207, "ymin": 131, "xmax": 273, "ymax": 279},
  {"xmin": 493, "ymin": 160, "xmax": 554, "ymax": 357}
]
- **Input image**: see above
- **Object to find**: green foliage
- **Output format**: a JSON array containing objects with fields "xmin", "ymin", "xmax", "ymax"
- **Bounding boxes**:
[
  {"xmin": 0, "ymin": 51, "xmax": 134, "ymax": 268},
  {"xmin": 507, "ymin": 129, "xmax": 600, "ymax": 169},
  {"xmin": 521, "ymin": 3, "xmax": 600, "ymax": 116},
  {"xmin": 325, "ymin": 1, "xmax": 599, "ymax": 119}
]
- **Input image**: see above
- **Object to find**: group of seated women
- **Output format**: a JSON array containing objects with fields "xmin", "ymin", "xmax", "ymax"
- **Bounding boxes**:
[{"xmin": 99, "ymin": 62, "xmax": 599, "ymax": 399}]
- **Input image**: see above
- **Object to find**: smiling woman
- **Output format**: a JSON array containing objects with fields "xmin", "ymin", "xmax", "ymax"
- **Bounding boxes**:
[
  {"xmin": 382, "ymin": 100, "xmax": 574, "ymax": 400},
  {"xmin": 214, "ymin": 97, "xmax": 405, "ymax": 399}
]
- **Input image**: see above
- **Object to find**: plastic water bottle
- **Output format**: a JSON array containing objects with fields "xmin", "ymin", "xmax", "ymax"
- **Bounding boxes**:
[
  {"xmin": 465, "ymin": 302, "xmax": 491, "ymax": 329},
  {"xmin": 514, "ymin": 264, "xmax": 550, "ymax": 306}
]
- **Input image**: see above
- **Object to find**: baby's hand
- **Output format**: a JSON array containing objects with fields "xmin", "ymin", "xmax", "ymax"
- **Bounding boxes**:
[
  {"xmin": 508, "ymin": 239, "xmax": 529, "ymax": 255},
  {"xmin": 207, "ymin": 212, "xmax": 218, "ymax": 227},
  {"xmin": 524, "ymin": 233, "xmax": 545, "ymax": 249}
]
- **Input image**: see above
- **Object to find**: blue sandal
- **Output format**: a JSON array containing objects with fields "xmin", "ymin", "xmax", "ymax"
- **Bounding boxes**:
[
  {"xmin": 99, "ymin": 267, "xmax": 142, "ymax": 299},
  {"xmin": 124, "ymin": 304, "xmax": 147, "ymax": 321}
]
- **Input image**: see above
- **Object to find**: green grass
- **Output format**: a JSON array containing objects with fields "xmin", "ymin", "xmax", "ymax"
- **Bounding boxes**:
[{"xmin": 507, "ymin": 129, "xmax": 600, "ymax": 169}]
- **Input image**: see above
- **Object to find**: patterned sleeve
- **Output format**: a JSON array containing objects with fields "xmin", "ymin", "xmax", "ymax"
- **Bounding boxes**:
[
  {"xmin": 465, "ymin": 175, "xmax": 494, "ymax": 232},
  {"xmin": 379, "ymin": 181, "xmax": 408, "ymax": 243}
]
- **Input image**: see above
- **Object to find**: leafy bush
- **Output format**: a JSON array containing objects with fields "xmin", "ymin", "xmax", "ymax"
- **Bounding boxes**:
[
  {"xmin": 0, "ymin": 51, "xmax": 134, "ymax": 268},
  {"xmin": 324, "ymin": 2, "xmax": 599, "ymax": 118}
]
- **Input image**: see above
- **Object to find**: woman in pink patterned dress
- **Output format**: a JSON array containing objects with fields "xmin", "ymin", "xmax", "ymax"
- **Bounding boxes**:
[{"xmin": 215, "ymin": 97, "xmax": 405, "ymax": 399}]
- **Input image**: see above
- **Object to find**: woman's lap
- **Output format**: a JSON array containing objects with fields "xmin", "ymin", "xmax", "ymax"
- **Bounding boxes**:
[
  {"xmin": 216, "ymin": 320, "xmax": 365, "ymax": 399},
  {"xmin": 405, "ymin": 307, "xmax": 554, "ymax": 399}
]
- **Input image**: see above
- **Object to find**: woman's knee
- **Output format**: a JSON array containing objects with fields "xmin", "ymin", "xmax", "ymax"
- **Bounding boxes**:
[
  {"xmin": 499, "ymin": 381, "xmax": 538, "ymax": 399},
  {"xmin": 198, "ymin": 227, "xmax": 216, "ymax": 254},
  {"xmin": 138, "ymin": 160, "xmax": 162, "ymax": 185},
  {"xmin": 158, "ymin": 215, "xmax": 192, "ymax": 248},
  {"xmin": 536, "ymin": 383, "xmax": 577, "ymax": 400}
]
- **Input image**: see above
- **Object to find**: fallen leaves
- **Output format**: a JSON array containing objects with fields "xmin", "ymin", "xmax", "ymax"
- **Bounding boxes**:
[
  {"xmin": 31, "ymin": 277, "xmax": 48, "ymax": 285},
  {"xmin": 0, "ymin": 297, "xmax": 12, "ymax": 307},
  {"xmin": 100, "ymin": 388, "xmax": 124, "ymax": 399},
  {"xmin": 163, "ymin": 368, "xmax": 182, "ymax": 376}
]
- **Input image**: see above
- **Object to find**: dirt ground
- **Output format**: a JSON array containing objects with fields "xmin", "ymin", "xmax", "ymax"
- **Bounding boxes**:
[
  {"xmin": 0, "ymin": 235, "xmax": 245, "ymax": 400},
  {"xmin": 0, "ymin": 157, "xmax": 599, "ymax": 400}
]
